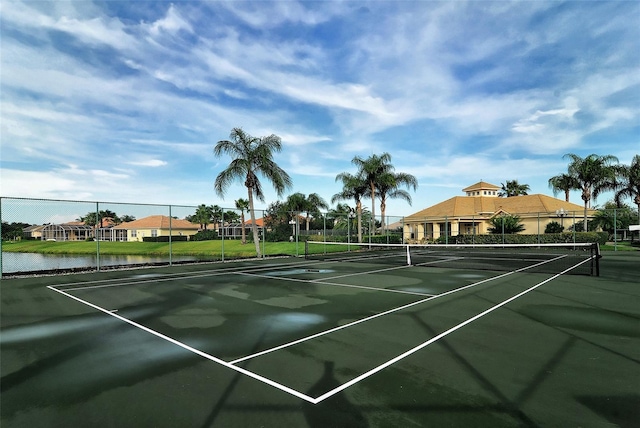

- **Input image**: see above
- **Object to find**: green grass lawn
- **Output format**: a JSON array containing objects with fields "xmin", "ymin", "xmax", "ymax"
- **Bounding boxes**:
[
  {"xmin": 0, "ymin": 239, "xmax": 305, "ymax": 258},
  {"xmin": 600, "ymin": 240, "xmax": 640, "ymax": 252}
]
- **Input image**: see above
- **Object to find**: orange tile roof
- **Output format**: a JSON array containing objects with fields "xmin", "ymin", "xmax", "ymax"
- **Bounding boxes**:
[
  {"xmin": 113, "ymin": 215, "xmax": 199, "ymax": 230},
  {"xmin": 243, "ymin": 217, "xmax": 265, "ymax": 227}
]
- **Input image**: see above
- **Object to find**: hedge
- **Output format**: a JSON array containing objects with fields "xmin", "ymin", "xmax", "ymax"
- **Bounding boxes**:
[
  {"xmin": 435, "ymin": 232, "xmax": 607, "ymax": 245},
  {"xmin": 142, "ymin": 235, "xmax": 189, "ymax": 242}
]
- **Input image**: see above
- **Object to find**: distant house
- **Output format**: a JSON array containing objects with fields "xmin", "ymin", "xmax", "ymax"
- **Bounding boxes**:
[
  {"xmin": 23, "ymin": 225, "xmax": 46, "ymax": 240},
  {"xmin": 403, "ymin": 181, "xmax": 594, "ymax": 241},
  {"xmin": 112, "ymin": 215, "xmax": 199, "ymax": 242},
  {"xmin": 220, "ymin": 217, "xmax": 265, "ymax": 238}
]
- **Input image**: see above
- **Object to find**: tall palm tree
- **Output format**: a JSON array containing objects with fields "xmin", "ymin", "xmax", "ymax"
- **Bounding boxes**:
[
  {"xmin": 351, "ymin": 152, "xmax": 393, "ymax": 235},
  {"xmin": 614, "ymin": 154, "xmax": 640, "ymax": 224},
  {"xmin": 498, "ymin": 180, "xmax": 531, "ymax": 197},
  {"xmin": 234, "ymin": 198, "xmax": 250, "ymax": 244},
  {"xmin": 214, "ymin": 128, "xmax": 292, "ymax": 257},
  {"xmin": 564, "ymin": 153, "xmax": 620, "ymax": 231},
  {"xmin": 332, "ymin": 172, "xmax": 367, "ymax": 243},
  {"xmin": 548, "ymin": 173, "xmax": 580, "ymax": 202},
  {"xmin": 377, "ymin": 171, "xmax": 418, "ymax": 233}
]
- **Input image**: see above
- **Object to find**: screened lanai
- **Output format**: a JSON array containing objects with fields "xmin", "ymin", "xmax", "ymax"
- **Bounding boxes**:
[{"xmin": 41, "ymin": 224, "xmax": 94, "ymax": 241}]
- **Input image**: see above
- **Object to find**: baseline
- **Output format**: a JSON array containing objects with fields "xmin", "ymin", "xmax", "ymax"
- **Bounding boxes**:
[{"xmin": 55, "ymin": 258, "xmax": 319, "ymax": 292}]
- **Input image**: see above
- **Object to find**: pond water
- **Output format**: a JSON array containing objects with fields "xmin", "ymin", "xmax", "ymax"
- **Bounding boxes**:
[{"xmin": 1, "ymin": 252, "xmax": 204, "ymax": 274}]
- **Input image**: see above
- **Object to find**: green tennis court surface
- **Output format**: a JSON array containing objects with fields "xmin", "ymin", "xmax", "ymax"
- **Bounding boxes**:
[{"xmin": 1, "ymin": 252, "xmax": 638, "ymax": 427}]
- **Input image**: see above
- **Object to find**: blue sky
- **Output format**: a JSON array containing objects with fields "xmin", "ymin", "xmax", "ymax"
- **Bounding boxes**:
[{"xmin": 1, "ymin": 1, "xmax": 638, "ymax": 218}]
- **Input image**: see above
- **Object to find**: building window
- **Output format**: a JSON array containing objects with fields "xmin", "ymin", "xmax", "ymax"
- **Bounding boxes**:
[
  {"xmin": 152, "ymin": 229, "xmax": 158, "ymax": 237},
  {"xmin": 131, "ymin": 230, "xmax": 137, "ymax": 237}
]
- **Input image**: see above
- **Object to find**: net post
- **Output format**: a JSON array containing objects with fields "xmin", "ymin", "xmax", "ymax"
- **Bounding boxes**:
[{"xmin": 304, "ymin": 240, "xmax": 309, "ymax": 260}]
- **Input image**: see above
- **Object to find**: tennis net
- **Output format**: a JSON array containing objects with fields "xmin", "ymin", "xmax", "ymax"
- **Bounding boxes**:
[{"xmin": 304, "ymin": 241, "xmax": 601, "ymax": 276}]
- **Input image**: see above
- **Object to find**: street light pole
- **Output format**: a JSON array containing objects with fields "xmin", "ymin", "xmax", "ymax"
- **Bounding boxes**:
[{"xmin": 556, "ymin": 208, "xmax": 567, "ymax": 228}]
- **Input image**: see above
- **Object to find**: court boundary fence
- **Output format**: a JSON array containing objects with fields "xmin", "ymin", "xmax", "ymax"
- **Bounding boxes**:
[{"xmin": 1, "ymin": 196, "xmax": 632, "ymax": 276}]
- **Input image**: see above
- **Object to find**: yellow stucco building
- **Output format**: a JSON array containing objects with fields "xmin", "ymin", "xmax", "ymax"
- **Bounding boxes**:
[
  {"xmin": 403, "ymin": 181, "xmax": 592, "ymax": 242},
  {"xmin": 112, "ymin": 215, "xmax": 200, "ymax": 241}
]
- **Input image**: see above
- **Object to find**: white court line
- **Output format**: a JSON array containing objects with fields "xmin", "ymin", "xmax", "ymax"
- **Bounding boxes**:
[
  {"xmin": 314, "ymin": 257, "xmax": 461, "ymax": 282},
  {"xmin": 57, "ymin": 259, "xmax": 320, "ymax": 292},
  {"xmin": 46, "ymin": 285, "xmax": 318, "ymax": 404},
  {"xmin": 237, "ymin": 271, "xmax": 434, "ymax": 297},
  {"xmin": 229, "ymin": 255, "xmax": 567, "ymax": 365},
  {"xmin": 312, "ymin": 255, "xmax": 595, "ymax": 403}
]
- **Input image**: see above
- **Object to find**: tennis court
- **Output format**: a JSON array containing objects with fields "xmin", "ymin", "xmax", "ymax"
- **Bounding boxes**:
[{"xmin": 1, "ymin": 244, "xmax": 638, "ymax": 427}]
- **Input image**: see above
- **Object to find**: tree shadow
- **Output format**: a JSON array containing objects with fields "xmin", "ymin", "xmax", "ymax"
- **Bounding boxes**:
[{"xmin": 303, "ymin": 361, "xmax": 368, "ymax": 428}]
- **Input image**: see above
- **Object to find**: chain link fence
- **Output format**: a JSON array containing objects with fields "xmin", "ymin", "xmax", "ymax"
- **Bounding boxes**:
[{"xmin": 1, "ymin": 197, "xmax": 638, "ymax": 276}]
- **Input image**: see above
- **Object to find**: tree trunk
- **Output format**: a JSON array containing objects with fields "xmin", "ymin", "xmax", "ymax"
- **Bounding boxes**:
[
  {"xmin": 380, "ymin": 197, "xmax": 386, "ymax": 234},
  {"xmin": 564, "ymin": 189, "xmax": 570, "ymax": 202},
  {"xmin": 356, "ymin": 200, "xmax": 363, "ymax": 243},
  {"xmin": 370, "ymin": 183, "xmax": 376, "ymax": 236},
  {"xmin": 240, "ymin": 211, "xmax": 246, "ymax": 244},
  {"xmin": 247, "ymin": 188, "xmax": 261, "ymax": 258}
]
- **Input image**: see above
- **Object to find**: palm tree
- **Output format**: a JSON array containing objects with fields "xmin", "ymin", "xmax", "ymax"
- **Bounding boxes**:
[
  {"xmin": 191, "ymin": 204, "xmax": 213, "ymax": 230},
  {"xmin": 377, "ymin": 171, "xmax": 418, "ymax": 233},
  {"xmin": 234, "ymin": 198, "xmax": 250, "ymax": 244},
  {"xmin": 498, "ymin": 180, "xmax": 531, "ymax": 197},
  {"xmin": 332, "ymin": 172, "xmax": 367, "ymax": 243},
  {"xmin": 614, "ymin": 154, "xmax": 640, "ymax": 224},
  {"xmin": 351, "ymin": 152, "xmax": 393, "ymax": 235},
  {"xmin": 305, "ymin": 193, "xmax": 329, "ymax": 231},
  {"xmin": 211, "ymin": 205, "xmax": 224, "ymax": 232},
  {"xmin": 214, "ymin": 128, "xmax": 292, "ymax": 257},
  {"xmin": 563, "ymin": 153, "xmax": 620, "ymax": 231},
  {"xmin": 285, "ymin": 192, "xmax": 307, "ymax": 236},
  {"xmin": 548, "ymin": 173, "xmax": 580, "ymax": 202}
]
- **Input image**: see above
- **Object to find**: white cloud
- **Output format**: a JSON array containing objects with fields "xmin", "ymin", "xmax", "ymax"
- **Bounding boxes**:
[
  {"xmin": 146, "ymin": 4, "xmax": 193, "ymax": 36},
  {"xmin": 128, "ymin": 160, "xmax": 168, "ymax": 167}
]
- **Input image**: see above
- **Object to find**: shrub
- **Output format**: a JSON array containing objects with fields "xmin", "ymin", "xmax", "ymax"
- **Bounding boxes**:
[
  {"xmin": 487, "ymin": 214, "xmax": 526, "ymax": 234},
  {"xmin": 143, "ymin": 235, "xmax": 189, "ymax": 242},
  {"xmin": 545, "ymin": 221, "xmax": 564, "ymax": 234},
  {"xmin": 191, "ymin": 230, "xmax": 218, "ymax": 241}
]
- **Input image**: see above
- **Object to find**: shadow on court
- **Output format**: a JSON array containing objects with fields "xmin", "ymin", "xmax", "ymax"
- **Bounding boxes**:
[
  {"xmin": 303, "ymin": 361, "xmax": 368, "ymax": 428},
  {"xmin": 409, "ymin": 312, "xmax": 574, "ymax": 428}
]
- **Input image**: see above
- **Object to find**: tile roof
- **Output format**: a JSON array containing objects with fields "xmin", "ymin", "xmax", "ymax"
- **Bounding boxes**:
[
  {"xmin": 405, "ymin": 194, "xmax": 589, "ymax": 220},
  {"xmin": 243, "ymin": 217, "xmax": 265, "ymax": 227},
  {"xmin": 462, "ymin": 181, "xmax": 501, "ymax": 192},
  {"xmin": 113, "ymin": 215, "xmax": 199, "ymax": 230}
]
